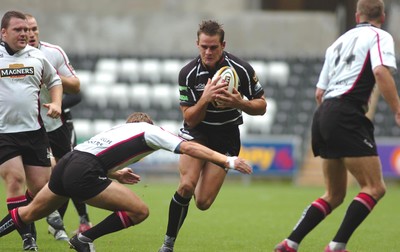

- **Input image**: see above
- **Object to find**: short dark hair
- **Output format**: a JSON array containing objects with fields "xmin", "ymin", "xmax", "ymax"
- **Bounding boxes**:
[
  {"xmin": 197, "ymin": 20, "xmax": 225, "ymax": 43},
  {"xmin": 1, "ymin": 11, "xmax": 26, "ymax": 30},
  {"xmin": 357, "ymin": 0, "xmax": 384, "ymax": 22}
]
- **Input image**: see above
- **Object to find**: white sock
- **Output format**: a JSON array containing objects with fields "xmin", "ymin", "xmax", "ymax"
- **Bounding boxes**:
[
  {"xmin": 286, "ymin": 239, "xmax": 299, "ymax": 250},
  {"xmin": 328, "ymin": 241, "xmax": 346, "ymax": 250}
]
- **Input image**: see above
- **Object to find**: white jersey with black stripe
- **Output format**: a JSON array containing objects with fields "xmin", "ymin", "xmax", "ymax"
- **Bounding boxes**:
[
  {"xmin": 74, "ymin": 122, "xmax": 184, "ymax": 172},
  {"xmin": 39, "ymin": 41, "xmax": 77, "ymax": 132},
  {"xmin": 0, "ymin": 43, "xmax": 62, "ymax": 133},
  {"xmin": 317, "ymin": 23, "xmax": 396, "ymax": 105}
]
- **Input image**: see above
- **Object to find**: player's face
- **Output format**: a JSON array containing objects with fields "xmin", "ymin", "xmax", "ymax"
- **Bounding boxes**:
[
  {"xmin": 197, "ymin": 33, "xmax": 225, "ymax": 69},
  {"xmin": 26, "ymin": 17, "xmax": 40, "ymax": 48},
  {"xmin": 1, "ymin": 17, "xmax": 28, "ymax": 51}
]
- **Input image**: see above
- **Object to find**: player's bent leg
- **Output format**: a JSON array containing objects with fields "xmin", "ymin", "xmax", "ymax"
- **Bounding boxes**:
[
  {"xmin": 324, "ymin": 156, "xmax": 385, "ymax": 251},
  {"xmin": 0, "ymin": 156, "xmax": 27, "ymax": 197},
  {"xmin": 19, "ymin": 184, "xmax": 69, "ymax": 224},
  {"xmin": 24, "ymin": 165, "xmax": 51, "ymax": 195},
  {"xmin": 345, "ymin": 156, "xmax": 386, "ymax": 200},
  {"xmin": 74, "ymin": 181, "xmax": 148, "ymax": 245},
  {"xmin": 321, "ymin": 159, "xmax": 347, "ymax": 209},
  {"xmin": 193, "ymin": 162, "xmax": 226, "ymax": 210}
]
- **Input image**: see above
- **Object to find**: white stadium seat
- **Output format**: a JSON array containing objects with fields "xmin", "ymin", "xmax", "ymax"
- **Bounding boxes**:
[
  {"xmin": 119, "ymin": 58, "xmax": 140, "ymax": 83},
  {"xmin": 108, "ymin": 83, "xmax": 130, "ymax": 109},
  {"xmin": 139, "ymin": 58, "xmax": 161, "ymax": 84},
  {"xmin": 92, "ymin": 119, "xmax": 113, "ymax": 135},
  {"xmin": 129, "ymin": 83, "xmax": 152, "ymax": 110},
  {"xmin": 73, "ymin": 119, "xmax": 93, "ymax": 140},
  {"xmin": 160, "ymin": 59, "xmax": 182, "ymax": 84},
  {"xmin": 95, "ymin": 58, "xmax": 119, "ymax": 73},
  {"xmin": 151, "ymin": 83, "xmax": 176, "ymax": 110},
  {"xmin": 266, "ymin": 61, "xmax": 290, "ymax": 86},
  {"xmin": 84, "ymin": 84, "xmax": 109, "ymax": 108}
]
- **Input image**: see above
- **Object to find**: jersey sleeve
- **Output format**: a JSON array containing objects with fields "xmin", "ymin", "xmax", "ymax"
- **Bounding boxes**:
[
  {"xmin": 316, "ymin": 54, "xmax": 330, "ymax": 90},
  {"xmin": 53, "ymin": 46, "xmax": 77, "ymax": 77},
  {"xmin": 42, "ymin": 55, "xmax": 62, "ymax": 90},
  {"xmin": 178, "ymin": 65, "xmax": 196, "ymax": 107},
  {"xmin": 240, "ymin": 62, "xmax": 264, "ymax": 100},
  {"xmin": 370, "ymin": 31, "xmax": 397, "ymax": 74},
  {"xmin": 144, "ymin": 125, "xmax": 184, "ymax": 153}
]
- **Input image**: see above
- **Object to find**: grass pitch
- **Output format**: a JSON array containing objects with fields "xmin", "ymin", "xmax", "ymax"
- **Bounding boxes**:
[{"xmin": 1, "ymin": 178, "xmax": 399, "ymax": 251}]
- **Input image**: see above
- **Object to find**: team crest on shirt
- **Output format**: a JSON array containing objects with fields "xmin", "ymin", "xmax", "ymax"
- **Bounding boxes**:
[{"xmin": 0, "ymin": 63, "xmax": 34, "ymax": 78}]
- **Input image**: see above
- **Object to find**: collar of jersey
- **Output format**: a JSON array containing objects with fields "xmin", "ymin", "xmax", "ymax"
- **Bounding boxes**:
[{"xmin": 0, "ymin": 41, "xmax": 17, "ymax": 55}]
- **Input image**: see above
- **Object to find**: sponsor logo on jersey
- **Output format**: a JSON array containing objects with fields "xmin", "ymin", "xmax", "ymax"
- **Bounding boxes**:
[
  {"xmin": 1, "ymin": 64, "xmax": 34, "ymax": 78},
  {"xmin": 194, "ymin": 83, "xmax": 206, "ymax": 91}
]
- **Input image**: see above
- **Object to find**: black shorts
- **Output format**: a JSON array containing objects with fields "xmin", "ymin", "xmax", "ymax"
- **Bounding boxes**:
[
  {"xmin": 181, "ymin": 125, "xmax": 241, "ymax": 156},
  {"xmin": 48, "ymin": 123, "xmax": 72, "ymax": 159},
  {"xmin": 0, "ymin": 127, "xmax": 51, "ymax": 166},
  {"xmin": 311, "ymin": 98, "xmax": 377, "ymax": 158},
  {"xmin": 48, "ymin": 151, "xmax": 112, "ymax": 202}
]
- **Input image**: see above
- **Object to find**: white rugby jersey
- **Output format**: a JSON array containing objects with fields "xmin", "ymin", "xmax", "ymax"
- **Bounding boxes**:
[
  {"xmin": 0, "ymin": 43, "xmax": 62, "ymax": 133},
  {"xmin": 39, "ymin": 41, "xmax": 77, "ymax": 132},
  {"xmin": 74, "ymin": 122, "xmax": 184, "ymax": 172},
  {"xmin": 317, "ymin": 23, "xmax": 397, "ymax": 105}
]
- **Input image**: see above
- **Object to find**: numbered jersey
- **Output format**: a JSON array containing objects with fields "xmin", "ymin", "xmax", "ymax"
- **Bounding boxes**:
[{"xmin": 316, "ymin": 23, "xmax": 397, "ymax": 105}]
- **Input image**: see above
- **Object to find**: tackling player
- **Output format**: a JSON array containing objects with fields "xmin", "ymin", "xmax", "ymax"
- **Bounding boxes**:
[{"xmin": 0, "ymin": 112, "xmax": 252, "ymax": 252}]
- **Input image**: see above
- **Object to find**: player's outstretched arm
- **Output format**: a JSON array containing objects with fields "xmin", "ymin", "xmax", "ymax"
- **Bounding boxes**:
[
  {"xmin": 179, "ymin": 141, "xmax": 252, "ymax": 174},
  {"xmin": 108, "ymin": 167, "xmax": 141, "ymax": 184}
]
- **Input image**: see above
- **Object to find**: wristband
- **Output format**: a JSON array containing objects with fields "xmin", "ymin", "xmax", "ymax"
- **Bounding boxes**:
[{"xmin": 226, "ymin": 156, "xmax": 238, "ymax": 169}]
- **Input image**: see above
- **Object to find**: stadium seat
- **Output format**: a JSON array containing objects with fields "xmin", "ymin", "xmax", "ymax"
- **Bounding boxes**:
[
  {"xmin": 151, "ymin": 83, "xmax": 177, "ymax": 110},
  {"xmin": 73, "ymin": 119, "xmax": 93, "ymax": 141},
  {"xmin": 93, "ymin": 71, "xmax": 118, "ymax": 86},
  {"xmin": 266, "ymin": 61, "xmax": 290, "ymax": 86},
  {"xmin": 95, "ymin": 58, "xmax": 119, "ymax": 73},
  {"xmin": 139, "ymin": 58, "xmax": 161, "ymax": 84},
  {"xmin": 119, "ymin": 58, "xmax": 140, "ymax": 84},
  {"xmin": 108, "ymin": 83, "xmax": 130, "ymax": 109},
  {"xmin": 84, "ymin": 84, "xmax": 109, "ymax": 108},
  {"xmin": 129, "ymin": 83, "xmax": 152, "ymax": 110},
  {"xmin": 75, "ymin": 69, "xmax": 93, "ymax": 92},
  {"xmin": 242, "ymin": 98, "xmax": 276, "ymax": 135},
  {"xmin": 249, "ymin": 60, "xmax": 268, "ymax": 86},
  {"xmin": 92, "ymin": 119, "xmax": 113, "ymax": 135},
  {"xmin": 160, "ymin": 59, "xmax": 182, "ymax": 84}
]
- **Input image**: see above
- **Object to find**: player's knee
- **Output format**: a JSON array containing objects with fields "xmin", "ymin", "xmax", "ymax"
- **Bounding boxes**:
[
  {"xmin": 129, "ymin": 204, "xmax": 149, "ymax": 225},
  {"xmin": 195, "ymin": 198, "xmax": 212, "ymax": 211},
  {"xmin": 371, "ymin": 183, "xmax": 386, "ymax": 200},
  {"xmin": 178, "ymin": 182, "xmax": 196, "ymax": 197}
]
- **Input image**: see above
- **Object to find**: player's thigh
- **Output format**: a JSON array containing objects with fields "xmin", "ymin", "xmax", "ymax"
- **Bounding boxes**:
[
  {"xmin": 24, "ymin": 164, "xmax": 51, "ymax": 195},
  {"xmin": 0, "ymin": 156, "xmax": 26, "ymax": 196},
  {"xmin": 194, "ymin": 162, "xmax": 226, "ymax": 209},
  {"xmin": 344, "ymin": 156, "xmax": 385, "ymax": 197},
  {"xmin": 85, "ymin": 181, "xmax": 147, "ymax": 213}
]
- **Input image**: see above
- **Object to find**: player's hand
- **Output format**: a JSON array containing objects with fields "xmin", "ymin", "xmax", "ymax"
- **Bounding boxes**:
[
  {"xmin": 226, "ymin": 157, "xmax": 252, "ymax": 174},
  {"xmin": 114, "ymin": 168, "xmax": 141, "ymax": 184},
  {"xmin": 203, "ymin": 77, "xmax": 228, "ymax": 103},
  {"xmin": 215, "ymin": 87, "xmax": 242, "ymax": 109},
  {"xmin": 43, "ymin": 103, "xmax": 61, "ymax": 119}
]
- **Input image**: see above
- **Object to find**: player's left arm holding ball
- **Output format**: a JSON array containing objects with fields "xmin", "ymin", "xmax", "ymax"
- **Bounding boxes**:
[{"xmin": 215, "ymin": 66, "xmax": 267, "ymax": 115}]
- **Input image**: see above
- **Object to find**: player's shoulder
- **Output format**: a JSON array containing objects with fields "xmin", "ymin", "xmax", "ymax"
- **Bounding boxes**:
[
  {"xmin": 179, "ymin": 56, "xmax": 200, "ymax": 75},
  {"xmin": 25, "ymin": 45, "xmax": 46, "ymax": 58},
  {"xmin": 224, "ymin": 51, "xmax": 254, "ymax": 73},
  {"xmin": 39, "ymin": 41, "xmax": 67, "ymax": 55}
]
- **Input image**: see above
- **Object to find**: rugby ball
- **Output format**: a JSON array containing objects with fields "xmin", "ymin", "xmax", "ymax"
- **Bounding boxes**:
[{"xmin": 211, "ymin": 66, "xmax": 239, "ymax": 106}]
